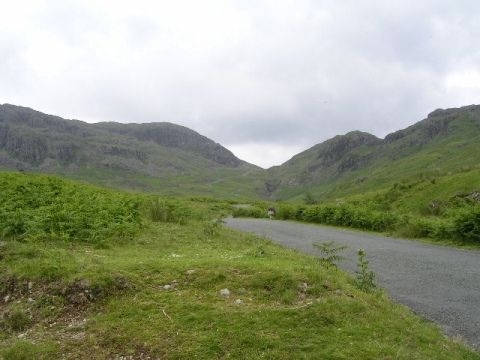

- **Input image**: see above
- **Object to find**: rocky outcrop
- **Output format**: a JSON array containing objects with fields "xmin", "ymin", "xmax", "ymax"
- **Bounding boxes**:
[{"xmin": 0, "ymin": 104, "xmax": 253, "ymax": 173}]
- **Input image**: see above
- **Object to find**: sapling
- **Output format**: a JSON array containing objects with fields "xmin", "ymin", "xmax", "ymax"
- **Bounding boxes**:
[
  {"xmin": 313, "ymin": 241, "xmax": 347, "ymax": 266},
  {"xmin": 355, "ymin": 248, "xmax": 376, "ymax": 292}
]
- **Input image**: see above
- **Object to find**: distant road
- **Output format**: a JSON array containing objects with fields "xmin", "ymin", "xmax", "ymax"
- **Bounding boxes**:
[{"xmin": 225, "ymin": 218, "xmax": 480, "ymax": 349}]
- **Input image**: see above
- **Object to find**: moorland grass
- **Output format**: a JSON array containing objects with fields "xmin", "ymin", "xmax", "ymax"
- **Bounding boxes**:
[{"xmin": 0, "ymin": 172, "xmax": 479, "ymax": 359}]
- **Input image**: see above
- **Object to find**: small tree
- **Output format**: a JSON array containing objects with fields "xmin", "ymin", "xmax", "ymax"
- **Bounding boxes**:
[
  {"xmin": 355, "ymin": 249, "xmax": 376, "ymax": 292},
  {"xmin": 313, "ymin": 241, "xmax": 346, "ymax": 267}
]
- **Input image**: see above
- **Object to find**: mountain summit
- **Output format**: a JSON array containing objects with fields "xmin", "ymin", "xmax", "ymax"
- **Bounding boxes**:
[
  {"xmin": 1, "ymin": 103, "xmax": 479, "ymax": 200},
  {"xmin": 267, "ymin": 104, "xmax": 480, "ymax": 200},
  {"xmin": 0, "ymin": 104, "xmax": 262, "ymax": 197}
]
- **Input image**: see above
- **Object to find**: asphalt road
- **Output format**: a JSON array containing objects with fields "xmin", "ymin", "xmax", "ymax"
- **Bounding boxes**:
[{"xmin": 224, "ymin": 217, "xmax": 480, "ymax": 349}]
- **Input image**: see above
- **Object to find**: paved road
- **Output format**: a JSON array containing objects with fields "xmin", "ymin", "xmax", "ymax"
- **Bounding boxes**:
[{"xmin": 225, "ymin": 218, "xmax": 480, "ymax": 349}]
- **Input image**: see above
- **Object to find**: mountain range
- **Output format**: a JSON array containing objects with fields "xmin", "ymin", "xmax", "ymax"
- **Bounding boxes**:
[{"xmin": 1, "ymin": 103, "xmax": 479, "ymax": 200}]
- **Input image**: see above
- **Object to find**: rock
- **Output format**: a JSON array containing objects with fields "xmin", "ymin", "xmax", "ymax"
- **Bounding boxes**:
[
  {"xmin": 68, "ymin": 292, "xmax": 89, "ymax": 305},
  {"xmin": 71, "ymin": 331, "xmax": 86, "ymax": 341},
  {"xmin": 28, "ymin": 297, "xmax": 34, "ymax": 302},
  {"xmin": 186, "ymin": 269, "xmax": 196, "ymax": 275},
  {"xmin": 78, "ymin": 279, "xmax": 91, "ymax": 289},
  {"xmin": 298, "ymin": 282, "xmax": 308, "ymax": 293},
  {"xmin": 163, "ymin": 284, "xmax": 172, "ymax": 290},
  {"xmin": 3, "ymin": 294, "xmax": 10, "ymax": 303},
  {"xmin": 219, "ymin": 288, "xmax": 231, "ymax": 298},
  {"xmin": 28, "ymin": 281, "xmax": 33, "ymax": 291},
  {"xmin": 234, "ymin": 299, "xmax": 243, "ymax": 305}
]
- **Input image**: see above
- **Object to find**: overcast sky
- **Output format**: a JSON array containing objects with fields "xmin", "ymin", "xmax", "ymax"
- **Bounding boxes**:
[{"xmin": 1, "ymin": 0, "xmax": 480, "ymax": 167}]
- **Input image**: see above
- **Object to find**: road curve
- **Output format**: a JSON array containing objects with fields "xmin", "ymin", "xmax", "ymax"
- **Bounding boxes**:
[{"xmin": 224, "ymin": 217, "xmax": 480, "ymax": 349}]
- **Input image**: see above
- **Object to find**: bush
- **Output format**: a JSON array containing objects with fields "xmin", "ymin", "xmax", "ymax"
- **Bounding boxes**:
[
  {"xmin": 300, "ymin": 204, "xmax": 398, "ymax": 232},
  {"xmin": 203, "ymin": 220, "xmax": 221, "ymax": 237},
  {"xmin": 232, "ymin": 206, "xmax": 267, "ymax": 218},
  {"xmin": 355, "ymin": 249, "xmax": 376, "ymax": 293},
  {"xmin": 1, "ymin": 309, "xmax": 31, "ymax": 332},
  {"xmin": 452, "ymin": 207, "xmax": 480, "ymax": 242},
  {"xmin": 0, "ymin": 173, "xmax": 141, "ymax": 243},
  {"xmin": 1, "ymin": 341, "xmax": 57, "ymax": 360},
  {"xmin": 313, "ymin": 241, "xmax": 346, "ymax": 266},
  {"xmin": 148, "ymin": 198, "xmax": 193, "ymax": 224},
  {"xmin": 275, "ymin": 204, "xmax": 296, "ymax": 220}
]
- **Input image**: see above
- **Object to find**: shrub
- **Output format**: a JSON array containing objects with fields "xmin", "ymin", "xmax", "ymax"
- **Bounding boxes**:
[
  {"xmin": 1, "ymin": 341, "xmax": 57, "ymax": 360},
  {"xmin": 300, "ymin": 204, "xmax": 397, "ymax": 232},
  {"xmin": 203, "ymin": 220, "xmax": 221, "ymax": 237},
  {"xmin": 313, "ymin": 241, "xmax": 346, "ymax": 266},
  {"xmin": 1, "ymin": 309, "xmax": 31, "ymax": 332},
  {"xmin": 0, "ymin": 173, "xmax": 141, "ymax": 243},
  {"xmin": 355, "ymin": 249, "xmax": 376, "ymax": 293},
  {"xmin": 232, "ymin": 206, "xmax": 267, "ymax": 218},
  {"xmin": 452, "ymin": 207, "xmax": 480, "ymax": 242},
  {"xmin": 148, "ymin": 198, "xmax": 192, "ymax": 224},
  {"xmin": 275, "ymin": 204, "xmax": 296, "ymax": 220}
]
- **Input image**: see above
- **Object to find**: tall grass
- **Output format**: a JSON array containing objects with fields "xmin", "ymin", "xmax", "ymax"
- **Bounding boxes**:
[{"xmin": 0, "ymin": 172, "xmax": 142, "ymax": 243}]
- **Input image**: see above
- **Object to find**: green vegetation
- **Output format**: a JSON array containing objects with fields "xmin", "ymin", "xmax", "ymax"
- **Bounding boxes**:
[
  {"xmin": 0, "ymin": 172, "xmax": 142, "ymax": 243},
  {"xmin": 0, "ymin": 104, "xmax": 264, "ymax": 200},
  {"xmin": 270, "ymin": 106, "xmax": 480, "ymax": 201},
  {"xmin": 1, "ymin": 172, "xmax": 478, "ymax": 358},
  {"xmin": 235, "ymin": 169, "xmax": 480, "ymax": 246},
  {"xmin": 313, "ymin": 241, "xmax": 346, "ymax": 266},
  {"xmin": 355, "ymin": 249, "xmax": 376, "ymax": 293}
]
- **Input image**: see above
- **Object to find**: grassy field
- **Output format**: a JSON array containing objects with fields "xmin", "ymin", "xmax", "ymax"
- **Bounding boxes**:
[{"xmin": 0, "ymin": 172, "xmax": 479, "ymax": 359}]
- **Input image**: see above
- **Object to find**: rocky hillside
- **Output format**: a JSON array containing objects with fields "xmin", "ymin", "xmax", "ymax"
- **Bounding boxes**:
[
  {"xmin": 267, "ymin": 105, "xmax": 480, "ymax": 200},
  {"xmin": 0, "ymin": 104, "xmax": 264, "ymax": 198},
  {"xmin": 2, "ymin": 103, "xmax": 479, "ymax": 201}
]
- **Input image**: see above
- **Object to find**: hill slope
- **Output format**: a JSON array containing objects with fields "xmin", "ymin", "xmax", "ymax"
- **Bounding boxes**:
[
  {"xmin": 268, "ymin": 105, "xmax": 480, "ymax": 200},
  {"xmin": 0, "ymin": 104, "xmax": 264, "ymax": 198},
  {"xmin": 2, "ymin": 103, "xmax": 479, "ymax": 201}
]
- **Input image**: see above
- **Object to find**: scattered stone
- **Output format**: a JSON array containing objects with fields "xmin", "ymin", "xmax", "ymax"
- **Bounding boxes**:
[
  {"xmin": 234, "ymin": 299, "xmax": 243, "ymax": 305},
  {"xmin": 172, "ymin": 279, "xmax": 178, "ymax": 284},
  {"xmin": 219, "ymin": 288, "xmax": 231, "ymax": 298},
  {"xmin": 468, "ymin": 191, "xmax": 480, "ymax": 202},
  {"xmin": 28, "ymin": 297, "xmax": 34, "ymax": 302},
  {"xmin": 186, "ymin": 269, "xmax": 196, "ymax": 275},
  {"xmin": 68, "ymin": 292, "xmax": 89, "ymax": 305},
  {"xmin": 298, "ymin": 282, "xmax": 308, "ymax": 293},
  {"xmin": 163, "ymin": 284, "xmax": 172, "ymax": 290},
  {"xmin": 27, "ymin": 281, "xmax": 33, "ymax": 291},
  {"xmin": 4, "ymin": 294, "xmax": 10, "ymax": 303},
  {"xmin": 78, "ymin": 279, "xmax": 91, "ymax": 289},
  {"xmin": 71, "ymin": 331, "xmax": 86, "ymax": 341}
]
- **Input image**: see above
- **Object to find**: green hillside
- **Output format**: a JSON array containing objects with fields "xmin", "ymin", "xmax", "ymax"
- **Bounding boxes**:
[
  {"xmin": 269, "ymin": 105, "xmax": 480, "ymax": 201},
  {"xmin": 1, "ymin": 104, "xmax": 479, "ymax": 204},
  {"xmin": 0, "ymin": 172, "xmax": 478, "ymax": 359},
  {"xmin": 0, "ymin": 104, "xmax": 265, "ymax": 199}
]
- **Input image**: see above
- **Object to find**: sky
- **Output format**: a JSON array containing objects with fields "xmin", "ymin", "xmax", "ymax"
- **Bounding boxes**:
[{"xmin": 1, "ymin": 0, "xmax": 480, "ymax": 168}]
